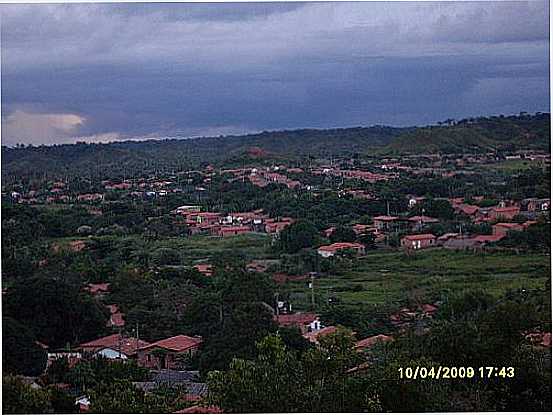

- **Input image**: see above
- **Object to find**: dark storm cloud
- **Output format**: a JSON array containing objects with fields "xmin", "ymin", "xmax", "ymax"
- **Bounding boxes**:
[{"xmin": 1, "ymin": 2, "xmax": 549, "ymax": 145}]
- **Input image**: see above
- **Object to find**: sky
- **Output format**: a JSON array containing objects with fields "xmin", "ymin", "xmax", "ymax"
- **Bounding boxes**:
[{"xmin": 1, "ymin": 1, "xmax": 550, "ymax": 146}]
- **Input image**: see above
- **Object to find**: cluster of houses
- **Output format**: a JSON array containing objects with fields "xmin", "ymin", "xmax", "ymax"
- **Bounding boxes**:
[{"xmin": 171, "ymin": 205, "xmax": 294, "ymax": 237}]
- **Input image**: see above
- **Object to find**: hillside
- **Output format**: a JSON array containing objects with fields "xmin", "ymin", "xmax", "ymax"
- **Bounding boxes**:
[
  {"xmin": 1, "ymin": 126, "xmax": 404, "ymax": 180},
  {"xmin": 384, "ymin": 113, "xmax": 550, "ymax": 154},
  {"xmin": 2, "ymin": 113, "xmax": 549, "ymax": 181}
]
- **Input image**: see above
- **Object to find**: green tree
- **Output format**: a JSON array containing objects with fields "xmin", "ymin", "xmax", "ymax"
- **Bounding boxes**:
[
  {"xmin": 279, "ymin": 221, "xmax": 319, "ymax": 253},
  {"xmin": 329, "ymin": 226, "xmax": 357, "ymax": 243},
  {"xmin": 3, "ymin": 317, "xmax": 47, "ymax": 376},
  {"xmin": 2, "ymin": 375, "xmax": 53, "ymax": 414},
  {"xmin": 3, "ymin": 276, "xmax": 108, "ymax": 348}
]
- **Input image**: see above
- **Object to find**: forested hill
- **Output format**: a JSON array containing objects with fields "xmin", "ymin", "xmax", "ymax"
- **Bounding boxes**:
[
  {"xmin": 1, "ymin": 126, "xmax": 404, "ymax": 179},
  {"xmin": 2, "ymin": 113, "xmax": 550, "ymax": 180},
  {"xmin": 385, "ymin": 112, "xmax": 551, "ymax": 154}
]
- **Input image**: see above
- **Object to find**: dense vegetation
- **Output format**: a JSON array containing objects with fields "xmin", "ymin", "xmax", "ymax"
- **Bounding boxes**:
[
  {"xmin": 2, "ymin": 113, "xmax": 549, "ymax": 182},
  {"xmin": 2, "ymin": 111, "xmax": 550, "ymax": 413}
]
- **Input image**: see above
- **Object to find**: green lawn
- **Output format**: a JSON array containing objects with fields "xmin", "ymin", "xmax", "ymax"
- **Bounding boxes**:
[
  {"xmin": 285, "ymin": 249, "xmax": 550, "ymax": 311},
  {"xmin": 48, "ymin": 232, "xmax": 275, "ymax": 265},
  {"xmin": 479, "ymin": 158, "xmax": 545, "ymax": 173},
  {"xmin": 152, "ymin": 233, "xmax": 275, "ymax": 263}
]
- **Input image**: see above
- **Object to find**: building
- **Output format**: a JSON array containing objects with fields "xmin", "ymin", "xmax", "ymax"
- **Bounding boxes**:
[
  {"xmin": 408, "ymin": 215, "xmax": 439, "ymax": 231},
  {"xmin": 488, "ymin": 206, "xmax": 520, "ymax": 221},
  {"xmin": 472, "ymin": 234, "xmax": 505, "ymax": 245},
  {"xmin": 400, "ymin": 234, "xmax": 437, "ymax": 250},
  {"xmin": 408, "ymin": 196, "xmax": 426, "ymax": 208},
  {"xmin": 521, "ymin": 198, "xmax": 550, "ymax": 212},
  {"xmin": 265, "ymin": 218, "xmax": 294, "ymax": 234},
  {"xmin": 355, "ymin": 334, "xmax": 393, "ymax": 350},
  {"xmin": 83, "ymin": 283, "xmax": 110, "ymax": 298},
  {"xmin": 79, "ymin": 334, "xmax": 150, "ymax": 360},
  {"xmin": 317, "ymin": 242, "xmax": 366, "ymax": 258},
  {"xmin": 193, "ymin": 263, "xmax": 213, "ymax": 277},
  {"xmin": 303, "ymin": 325, "xmax": 338, "ymax": 344},
  {"xmin": 351, "ymin": 224, "xmax": 377, "ymax": 236},
  {"xmin": 373, "ymin": 215, "xmax": 399, "ymax": 232},
  {"xmin": 106, "ymin": 304, "xmax": 125, "ymax": 328},
  {"xmin": 492, "ymin": 222, "xmax": 524, "ymax": 237},
  {"xmin": 137, "ymin": 335, "xmax": 202, "ymax": 370},
  {"xmin": 274, "ymin": 313, "xmax": 318, "ymax": 334}
]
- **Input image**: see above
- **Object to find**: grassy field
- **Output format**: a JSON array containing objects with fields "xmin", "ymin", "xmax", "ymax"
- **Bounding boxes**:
[
  {"xmin": 285, "ymin": 249, "xmax": 550, "ymax": 311},
  {"xmin": 479, "ymin": 158, "xmax": 546, "ymax": 173},
  {"xmin": 50, "ymin": 232, "xmax": 275, "ymax": 265}
]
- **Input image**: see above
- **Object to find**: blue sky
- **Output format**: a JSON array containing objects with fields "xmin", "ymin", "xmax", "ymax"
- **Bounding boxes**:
[{"xmin": 1, "ymin": 1, "xmax": 549, "ymax": 145}]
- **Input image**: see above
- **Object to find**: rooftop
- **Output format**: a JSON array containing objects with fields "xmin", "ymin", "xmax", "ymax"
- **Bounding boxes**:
[{"xmin": 139, "ymin": 335, "xmax": 202, "ymax": 353}]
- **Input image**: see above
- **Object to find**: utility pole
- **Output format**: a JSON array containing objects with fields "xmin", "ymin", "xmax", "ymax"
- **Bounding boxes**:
[
  {"xmin": 135, "ymin": 322, "xmax": 139, "ymax": 355},
  {"xmin": 275, "ymin": 292, "xmax": 279, "ymax": 316},
  {"xmin": 310, "ymin": 274, "xmax": 315, "ymax": 308}
]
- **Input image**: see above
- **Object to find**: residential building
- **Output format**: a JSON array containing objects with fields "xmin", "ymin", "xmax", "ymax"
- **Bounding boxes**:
[
  {"xmin": 400, "ymin": 234, "xmax": 437, "ymax": 250},
  {"xmin": 373, "ymin": 215, "xmax": 399, "ymax": 232},
  {"xmin": 79, "ymin": 334, "xmax": 150, "ymax": 360},
  {"xmin": 137, "ymin": 335, "xmax": 202, "ymax": 370},
  {"xmin": 317, "ymin": 242, "xmax": 366, "ymax": 257}
]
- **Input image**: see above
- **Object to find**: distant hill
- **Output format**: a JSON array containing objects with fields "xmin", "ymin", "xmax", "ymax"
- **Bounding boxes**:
[
  {"xmin": 383, "ymin": 113, "xmax": 550, "ymax": 154},
  {"xmin": 2, "ymin": 113, "xmax": 549, "ymax": 180},
  {"xmin": 1, "ymin": 126, "xmax": 404, "ymax": 180}
]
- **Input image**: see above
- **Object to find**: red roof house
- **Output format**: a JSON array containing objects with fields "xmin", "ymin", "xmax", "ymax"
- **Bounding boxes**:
[
  {"xmin": 84, "ymin": 283, "xmax": 110, "ymax": 296},
  {"xmin": 400, "ymin": 234, "xmax": 436, "ymax": 250},
  {"xmin": 193, "ymin": 264, "xmax": 213, "ymax": 277},
  {"xmin": 80, "ymin": 334, "xmax": 150, "ymax": 359},
  {"xmin": 137, "ymin": 335, "xmax": 203, "ymax": 370},
  {"xmin": 488, "ymin": 206, "xmax": 520, "ymax": 221},
  {"xmin": 303, "ymin": 326, "xmax": 338, "ymax": 344},
  {"xmin": 355, "ymin": 334, "xmax": 393, "ymax": 350},
  {"xmin": 317, "ymin": 242, "xmax": 365, "ymax": 258},
  {"xmin": 492, "ymin": 222, "xmax": 524, "ymax": 236},
  {"xmin": 472, "ymin": 234, "xmax": 505, "ymax": 244},
  {"xmin": 275, "ymin": 313, "xmax": 318, "ymax": 333}
]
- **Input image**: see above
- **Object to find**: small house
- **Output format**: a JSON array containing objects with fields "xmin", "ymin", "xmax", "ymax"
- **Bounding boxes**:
[
  {"xmin": 317, "ymin": 242, "xmax": 366, "ymax": 258},
  {"xmin": 137, "ymin": 335, "xmax": 202, "ymax": 370},
  {"xmin": 400, "ymin": 234, "xmax": 436, "ymax": 250}
]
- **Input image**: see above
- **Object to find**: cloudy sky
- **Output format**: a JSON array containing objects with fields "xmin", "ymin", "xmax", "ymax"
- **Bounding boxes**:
[{"xmin": 1, "ymin": 1, "xmax": 549, "ymax": 146}]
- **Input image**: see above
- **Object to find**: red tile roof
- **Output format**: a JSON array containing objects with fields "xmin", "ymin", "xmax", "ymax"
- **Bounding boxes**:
[
  {"xmin": 303, "ymin": 326, "xmax": 338, "ymax": 343},
  {"xmin": 80, "ymin": 334, "xmax": 150, "ymax": 356},
  {"xmin": 373, "ymin": 215, "xmax": 399, "ymax": 221},
  {"xmin": 542, "ymin": 332, "xmax": 551, "ymax": 348},
  {"xmin": 193, "ymin": 264, "xmax": 213, "ymax": 276},
  {"xmin": 84, "ymin": 283, "xmax": 110, "ymax": 295},
  {"xmin": 402, "ymin": 233, "xmax": 436, "ymax": 241},
  {"xmin": 139, "ymin": 335, "xmax": 202, "ymax": 353},
  {"xmin": 317, "ymin": 242, "xmax": 365, "ymax": 252},
  {"xmin": 275, "ymin": 313, "xmax": 317, "ymax": 327},
  {"xmin": 421, "ymin": 303, "xmax": 438, "ymax": 314},
  {"xmin": 408, "ymin": 215, "xmax": 439, "ymax": 223},
  {"xmin": 355, "ymin": 334, "xmax": 393, "ymax": 349},
  {"xmin": 458, "ymin": 204, "xmax": 479, "ymax": 215},
  {"xmin": 473, "ymin": 234, "xmax": 504, "ymax": 243}
]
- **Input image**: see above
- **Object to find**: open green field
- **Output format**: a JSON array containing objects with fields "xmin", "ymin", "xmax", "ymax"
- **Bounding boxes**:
[
  {"xmin": 49, "ymin": 232, "xmax": 275, "ymax": 265},
  {"xmin": 285, "ymin": 249, "xmax": 550, "ymax": 311},
  {"xmin": 151, "ymin": 233, "xmax": 275, "ymax": 263},
  {"xmin": 479, "ymin": 158, "xmax": 547, "ymax": 173}
]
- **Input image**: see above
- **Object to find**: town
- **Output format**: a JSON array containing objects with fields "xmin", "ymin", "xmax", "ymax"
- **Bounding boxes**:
[{"xmin": 2, "ymin": 114, "xmax": 551, "ymax": 413}]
